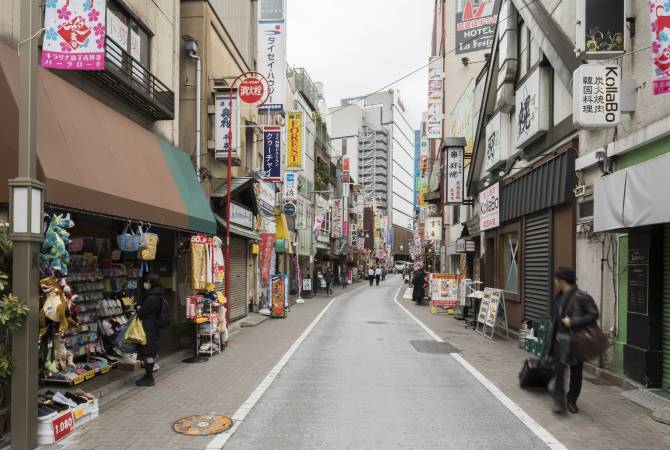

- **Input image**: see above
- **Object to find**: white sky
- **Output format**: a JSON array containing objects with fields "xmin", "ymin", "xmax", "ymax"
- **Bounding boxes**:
[{"xmin": 286, "ymin": 0, "xmax": 434, "ymax": 130}]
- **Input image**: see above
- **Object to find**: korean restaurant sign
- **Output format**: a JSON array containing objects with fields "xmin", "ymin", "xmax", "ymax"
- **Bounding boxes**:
[
  {"xmin": 456, "ymin": 0, "xmax": 500, "ymax": 54},
  {"xmin": 573, "ymin": 65, "xmax": 620, "ymax": 128},
  {"xmin": 479, "ymin": 182, "xmax": 500, "ymax": 231},
  {"xmin": 515, "ymin": 66, "xmax": 550, "ymax": 148},
  {"xmin": 286, "ymin": 111, "xmax": 303, "ymax": 170},
  {"xmin": 257, "ymin": 21, "xmax": 286, "ymax": 111},
  {"xmin": 41, "ymin": 0, "xmax": 107, "ymax": 71},
  {"xmin": 214, "ymin": 92, "xmax": 241, "ymax": 159},
  {"xmin": 263, "ymin": 126, "xmax": 281, "ymax": 181}
]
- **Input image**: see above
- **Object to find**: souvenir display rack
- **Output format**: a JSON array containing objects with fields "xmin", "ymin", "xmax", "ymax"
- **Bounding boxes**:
[{"xmin": 184, "ymin": 291, "xmax": 227, "ymax": 361}]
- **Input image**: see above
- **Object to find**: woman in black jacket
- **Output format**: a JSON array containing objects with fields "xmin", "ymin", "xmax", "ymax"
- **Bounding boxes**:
[{"xmin": 135, "ymin": 273, "xmax": 163, "ymax": 386}]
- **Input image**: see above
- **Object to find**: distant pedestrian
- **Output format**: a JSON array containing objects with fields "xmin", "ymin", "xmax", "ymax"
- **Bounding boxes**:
[
  {"xmin": 412, "ymin": 266, "xmax": 425, "ymax": 305},
  {"xmin": 549, "ymin": 267, "xmax": 598, "ymax": 415},
  {"xmin": 381, "ymin": 266, "xmax": 387, "ymax": 281},
  {"xmin": 368, "ymin": 267, "xmax": 375, "ymax": 286},
  {"xmin": 324, "ymin": 267, "xmax": 335, "ymax": 296},
  {"xmin": 375, "ymin": 266, "xmax": 382, "ymax": 286}
]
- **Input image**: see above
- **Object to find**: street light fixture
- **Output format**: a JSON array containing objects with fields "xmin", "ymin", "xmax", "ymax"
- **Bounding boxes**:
[{"xmin": 8, "ymin": 178, "xmax": 44, "ymax": 240}]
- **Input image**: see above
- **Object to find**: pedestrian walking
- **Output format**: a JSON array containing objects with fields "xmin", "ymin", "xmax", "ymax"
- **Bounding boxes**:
[
  {"xmin": 375, "ymin": 266, "xmax": 382, "ymax": 286},
  {"xmin": 135, "ymin": 273, "xmax": 164, "ymax": 387},
  {"xmin": 381, "ymin": 266, "xmax": 387, "ymax": 281},
  {"xmin": 368, "ymin": 266, "xmax": 375, "ymax": 286},
  {"xmin": 412, "ymin": 266, "xmax": 425, "ymax": 305},
  {"xmin": 324, "ymin": 266, "xmax": 335, "ymax": 296},
  {"xmin": 549, "ymin": 266, "xmax": 598, "ymax": 414}
]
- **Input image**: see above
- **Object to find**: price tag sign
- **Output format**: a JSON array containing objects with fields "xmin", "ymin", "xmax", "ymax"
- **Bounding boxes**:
[
  {"xmin": 73, "ymin": 407, "xmax": 85, "ymax": 420},
  {"xmin": 73, "ymin": 374, "xmax": 85, "ymax": 385},
  {"xmin": 84, "ymin": 370, "xmax": 95, "ymax": 380},
  {"xmin": 100, "ymin": 365, "xmax": 111, "ymax": 374},
  {"xmin": 52, "ymin": 411, "xmax": 75, "ymax": 442}
]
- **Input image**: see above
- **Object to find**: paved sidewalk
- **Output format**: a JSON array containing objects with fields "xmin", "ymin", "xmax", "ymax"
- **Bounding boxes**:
[
  {"xmin": 48, "ymin": 282, "xmax": 363, "ymax": 450},
  {"xmin": 396, "ymin": 282, "xmax": 670, "ymax": 450}
]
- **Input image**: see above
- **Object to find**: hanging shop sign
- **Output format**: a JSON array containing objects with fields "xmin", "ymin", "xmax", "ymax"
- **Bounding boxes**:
[
  {"xmin": 238, "ymin": 75, "xmax": 269, "ymax": 106},
  {"xmin": 515, "ymin": 66, "xmax": 550, "ymax": 148},
  {"xmin": 479, "ymin": 182, "xmax": 500, "ymax": 231},
  {"xmin": 573, "ymin": 64, "xmax": 621, "ymax": 128},
  {"xmin": 230, "ymin": 203, "xmax": 254, "ymax": 228},
  {"xmin": 427, "ymin": 56, "xmax": 444, "ymax": 115},
  {"xmin": 343, "ymin": 155, "xmax": 350, "ymax": 183},
  {"xmin": 484, "ymin": 111, "xmax": 510, "ymax": 172},
  {"xmin": 259, "ymin": 233, "xmax": 275, "ymax": 285},
  {"xmin": 41, "ymin": 0, "xmax": 107, "ymax": 71},
  {"xmin": 351, "ymin": 222, "xmax": 358, "ymax": 248},
  {"xmin": 578, "ymin": 0, "xmax": 624, "ymax": 56},
  {"xmin": 651, "ymin": 1, "xmax": 670, "ymax": 95},
  {"xmin": 456, "ymin": 238, "xmax": 476, "ymax": 253},
  {"xmin": 456, "ymin": 0, "xmax": 500, "ymax": 55},
  {"xmin": 331, "ymin": 199, "xmax": 343, "ymax": 238},
  {"xmin": 257, "ymin": 21, "xmax": 286, "ymax": 111},
  {"xmin": 263, "ymin": 126, "xmax": 281, "ymax": 181},
  {"xmin": 446, "ymin": 146, "xmax": 464, "ymax": 204},
  {"xmin": 214, "ymin": 92, "xmax": 241, "ymax": 159},
  {"xmin": 425, "ymin": 113, "xmax": 443, "ymax": 139},
  {"xmin": 425, "ymin": 217, "xmax": 443, "ymax": 242},
  {"xmin": 259, "ymin": 181, "xmax": 276, "ymax": 214},
  {"xmin": 271, "ymin": 274, "xmax": 288, "ymax": 318},
  {"xmin": 284, "ymin": 171, "xmax": 298, "ymax": 201},
  {"xmin": 282, "ymin": 202, "xmax": 296, "ymax": 217},
  {"xmin": 286, "ymin": 111, "xmax": 303, "ymax": 170}
]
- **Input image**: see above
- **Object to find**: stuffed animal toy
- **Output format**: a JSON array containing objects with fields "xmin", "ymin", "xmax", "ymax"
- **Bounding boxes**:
[
  {"xmin": 52, "ymin": 334, "xmax": 75, "ymax": 372},
  {"xmin": 40, "ymin": 276, "xmax": 79, "ymax": 333},
  {"xmin": 41, "ymin": 213, "xmax": 75, "ymax": 276}
]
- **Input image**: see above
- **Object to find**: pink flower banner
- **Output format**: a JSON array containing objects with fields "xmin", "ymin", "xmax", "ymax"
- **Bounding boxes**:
[
  {"xmin": 41, "ymin": 0, "xmax": 106, "ymax": 71},
  {"xmin": 651, "ymin": 0, "xmax": 670, "ymax": 94}
]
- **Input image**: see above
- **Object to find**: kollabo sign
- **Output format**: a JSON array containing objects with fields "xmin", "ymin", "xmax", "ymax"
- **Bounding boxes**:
[
  {"xmin": 573, "ymin": 65, "xmax": 621, "ymax": 128},
  {"xmin": 479, "ymin": 182, "xmax": 500, "ymax": 231}
]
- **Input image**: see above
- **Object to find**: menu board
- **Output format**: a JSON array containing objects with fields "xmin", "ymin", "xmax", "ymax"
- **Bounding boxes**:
[
  {"xmin": 477, "ymin": 288, "xmax": 493, "ymax": 324},
  {"xmin": 429, "ymin": 273, "xmax": 459, "ymax": 308},
  {"xmin": 486, "ymin": 289, "xmax": 502, "ymax": 328},
  {"xmin": 628, "ymin": 249, "xmax": 649, "ymax": 315}
]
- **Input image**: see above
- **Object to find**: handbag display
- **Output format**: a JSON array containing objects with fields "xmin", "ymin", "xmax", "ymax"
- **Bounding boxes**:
[
  {"xmin": 566, "ymin": 293, "xmax": 608, "ymax": 361},
  {"xmin": 116, "ymin": 224, "xmax": 141, "ymax": 253},
  {"xmin": 138, "ymin": 228, "xmax": 159, "ymax": 261}
]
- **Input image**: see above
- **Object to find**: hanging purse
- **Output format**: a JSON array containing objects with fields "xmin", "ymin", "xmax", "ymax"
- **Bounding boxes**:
[
  {"xmin": 116, "ymin": 223, "xmax": 141, "ymax": 252},
  {"xmin": 138, "ymin": 224, "xmax": 159, "ymax": 261}
]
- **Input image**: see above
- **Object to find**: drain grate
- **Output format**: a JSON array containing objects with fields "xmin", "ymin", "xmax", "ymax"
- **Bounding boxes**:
[
  {"xmin": 366, "ymin": 321, "xmax": 388, "ymax": 325},
  {"xmin": 410, "ymin": 340, "xmax": 460, "ymax": 354}
]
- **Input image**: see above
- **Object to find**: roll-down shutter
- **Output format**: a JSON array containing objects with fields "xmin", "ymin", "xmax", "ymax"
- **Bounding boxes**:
[
  {"xmin": 662, "ymin": 226, "xmax": 670, "ymax": 391},
  {"xmin": 523, "ymin": 211, "xmax": 551, "ymax": 323},
  {"xmin": 228, "ymin": 236, "xmax": 248, "ymax": 322}
]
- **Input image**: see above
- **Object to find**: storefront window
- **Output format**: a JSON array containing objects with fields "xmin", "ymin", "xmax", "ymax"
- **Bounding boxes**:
[{"xmin": 503, "ymin": 232, "xmax": 519, "ymax": 293}]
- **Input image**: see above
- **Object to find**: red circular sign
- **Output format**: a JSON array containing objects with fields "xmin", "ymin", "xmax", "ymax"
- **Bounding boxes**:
[{"xmin": 239, "ymin": 77, "xmax": 265, "ymax": 104}]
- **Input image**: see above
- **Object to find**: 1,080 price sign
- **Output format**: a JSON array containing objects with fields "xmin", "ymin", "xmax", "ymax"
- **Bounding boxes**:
[{"xmin": 52, "ymin": 411, "xmax": 75, "ymax": 442}]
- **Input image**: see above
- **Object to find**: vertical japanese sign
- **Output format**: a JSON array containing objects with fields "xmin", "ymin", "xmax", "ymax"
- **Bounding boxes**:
[
  {"xmin": 41, "ymin": 0, "xmax": 107, "ymax": 71},
  {"xmin": 263, "ymin": 126, "xmax": 281, "ymax": 181},
  {"xmin": 573, "ymin": 65, "xmax": 620, "ymax": 128},
  {"xmin": 271, "ymin": 274, "xmax": 287, "ymax": 318},
  {"xmin": 351, "ymin": 222, "xmax": 358, "ymax": 248},
  {"xmin": 283, "ymin": 171, "xmax": 298, "ymax": 201},
  {"xmin": 259, "ymin": 233, "xmax": 276, "ymax": 286},
  {"xmin": 342, "ymin": 156, "xmax": 350, "ymax": 183},
  {"xmin": 447, "ymin": 146, "xmax": 464, "ymax": 203},
  {"xmin": 257, "ymin": 21, "xmax": 286, "ymax": 111},
  {"xmin": 214, "ymin": 93, "xmax": 240, "ymax": 159},
  {"xmin": 651, "ymin": 1, "xmax": 670, "ymax": 95},
  {"xmin": 479, "ymin": 182, "xmax": 500, "ymax": 231},
  {"xmin": 286, "ymin": 111, "xmax": 303, "ymax": 170},
  {"xmin": 331, "ymin": 199, "xmax": 343, "ymax": 238},
  {"xmin": 455, "ymin": 0, "xmax": 500, "ymax": 54},
  {"xmin": 427, "ymin": 56, "xmax": 443, "ymax": 116},
  {"xmin": 414, "ymin": 130, "xmax": 421, "ymax": 212}
]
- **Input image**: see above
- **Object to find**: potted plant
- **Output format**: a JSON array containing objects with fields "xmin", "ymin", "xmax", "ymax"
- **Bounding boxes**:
[{"xmin": 0, "ymin": 294, "xmax": 29, "ymax": 433}]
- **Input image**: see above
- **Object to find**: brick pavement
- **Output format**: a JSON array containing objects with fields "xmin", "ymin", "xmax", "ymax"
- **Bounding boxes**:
[
  {"xmin": 47, "ymin": 283, "xmax": 360, "ymax": 450},
  {"xmin": 395, "ymin": 283, "xmax": 670, "ymax": 450}
]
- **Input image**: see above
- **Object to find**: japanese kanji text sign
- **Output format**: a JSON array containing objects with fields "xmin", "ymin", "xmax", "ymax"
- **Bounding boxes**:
[{"xmin": 573, "ymin": 65, "xmax": 620, "ymax": 128}]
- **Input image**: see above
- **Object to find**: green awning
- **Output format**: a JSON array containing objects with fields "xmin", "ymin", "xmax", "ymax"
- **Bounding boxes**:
[{"xmin": 159, "ymin": 138, "xmax": 217, "ymax": 234}]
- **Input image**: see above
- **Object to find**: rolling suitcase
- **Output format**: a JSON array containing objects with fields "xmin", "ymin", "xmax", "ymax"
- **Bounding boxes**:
[{"xmin": 519, "ymin": 357, "xmax": 555, "ymax": 389}]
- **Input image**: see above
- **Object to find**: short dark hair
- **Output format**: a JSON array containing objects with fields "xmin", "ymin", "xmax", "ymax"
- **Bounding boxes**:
[
  {"xmin": 145, "ymin": 272, "xmax": 162, "ymax": 288},
  {"xmin": 554, "ymin": 266, "xmax": 576, "ymax": 284}
]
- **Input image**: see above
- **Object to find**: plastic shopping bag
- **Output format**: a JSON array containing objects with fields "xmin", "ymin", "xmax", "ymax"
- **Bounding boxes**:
[
  {"xmin": 115, "ymin": 321, "xmax": 139, "ymax": 354},
  {"xmin": 124, "ymin": 316, "xmax": 147, "ymax": 346}
]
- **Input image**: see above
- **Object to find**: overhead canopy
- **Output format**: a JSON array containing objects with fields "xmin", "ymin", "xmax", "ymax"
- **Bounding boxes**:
[
  {"xmin": 594, "ymin": 152, "xmax": 670, "ymax": 232},
  {"xmin": 211, "ymin": 177, "xmax": 259, "ymax": 215},
  {"xmin": 214, "ymin": 214, "xmax": 260, "ymax": 241},
  {"xmin": 0, "ymin": 42, "xmax": 216, "ymax": 234}
]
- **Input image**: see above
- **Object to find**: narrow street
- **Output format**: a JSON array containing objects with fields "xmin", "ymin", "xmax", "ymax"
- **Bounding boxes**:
[{"xmin": 221, "ymin": 275, "xmax": 549, "ymax": 449}]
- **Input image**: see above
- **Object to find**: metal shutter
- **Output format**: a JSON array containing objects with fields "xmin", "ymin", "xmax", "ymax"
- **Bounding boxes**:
[
  {"xmin": 663, "ymin": 226, "xmax": 670, "ymax": 391},
  {"xmin": 523, "ymin": 211, "xmax": 551, "ymax": 323},
  {"xmin": 228, "ymin": 236, "xmax": 248, "ymax": 322}
]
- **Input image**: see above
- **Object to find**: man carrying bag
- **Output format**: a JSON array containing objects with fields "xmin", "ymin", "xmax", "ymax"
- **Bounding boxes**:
[{"xmin": 549, "ymin": 267, "xmax": 602, "ymax": 414}]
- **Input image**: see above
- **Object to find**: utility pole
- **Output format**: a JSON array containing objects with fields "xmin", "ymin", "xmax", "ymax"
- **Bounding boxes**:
[{"xmin": 10, "ymin": 0, "xmax": 43, "ymax": 448}]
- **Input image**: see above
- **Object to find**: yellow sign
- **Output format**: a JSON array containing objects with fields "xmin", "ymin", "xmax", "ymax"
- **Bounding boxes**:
[
  {"xmin": 84, "ymin": 370, "xmax": 95, "ymax": 380},
  {"xmin": 287, "ymin": 111, "xmax": 303, "ymax": 169},
  {"xmin": 100, "ymin": 365, "xmax": 111, "ymax": 374},
  {"xmin": 73, "ymin": 374, "xmax": 85, "ymax": 385},
  {"xmin": 73, "ymin": 407, "xmax": 85, "ymax": 419},
  {"xmin": 419, "ymin": 189, "xmax": 427, "ymax": 206}
]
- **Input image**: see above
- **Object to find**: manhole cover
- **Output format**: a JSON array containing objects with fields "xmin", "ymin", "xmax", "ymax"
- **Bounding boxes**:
[
  {"xmin": 366, "ymin": 321, "xmax": 388, "ymax": 325},
  {"xmin": 410, "ymin": 340, "xmax": 460, "ymax": 354},
  {"xmin": 173, "ymin": 415, "xmax": 233, "ymax": 436}
]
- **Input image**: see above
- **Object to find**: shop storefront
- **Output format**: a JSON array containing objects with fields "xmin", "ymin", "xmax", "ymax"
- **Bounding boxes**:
[
  {"xmin": 481, "ymin": 149, "xmax": 576, "ymax": 330},
  {"xmin": 594, "ymin": 138, "xmax": 670, "ymax": 390}
]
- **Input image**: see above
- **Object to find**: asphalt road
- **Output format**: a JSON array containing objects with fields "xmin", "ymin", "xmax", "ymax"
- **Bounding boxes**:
[{"xmin": 224, "ymin": 276, "xmax": 547, "ymax": 449}]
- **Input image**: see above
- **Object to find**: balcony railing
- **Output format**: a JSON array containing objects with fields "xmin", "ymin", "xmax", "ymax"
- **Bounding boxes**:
[
  {"xmin": 88, "ymin": 37, "xmax": 175, "ymax": 121},
  {"xmin": 290, "ymin": 67, "xmax": 318, "ymax": 110}
]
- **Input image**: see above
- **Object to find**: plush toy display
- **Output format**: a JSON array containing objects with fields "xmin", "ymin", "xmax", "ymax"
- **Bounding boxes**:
[
  {"xmin": 41, "ymin": 213, "xmax": 75, "ymax": 276},
  {"xmin": 40, "ymin": 276, "xmax": 79, "ymax": 333},
  {"xmin": 52, "ymin": 334, "xmax": 75, "ymax": 372}
]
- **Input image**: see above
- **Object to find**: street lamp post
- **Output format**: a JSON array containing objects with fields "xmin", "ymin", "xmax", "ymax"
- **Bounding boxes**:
[{"xmin": 10, "ymin": 0, "xmax": 44, "ymax": 448}]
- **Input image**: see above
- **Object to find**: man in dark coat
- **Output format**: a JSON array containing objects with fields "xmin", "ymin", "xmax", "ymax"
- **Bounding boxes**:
[
  {"xmin": 549, "ymin": 267, "xmax": 598, "ymax": 414},
  {"xmin": 136, "ymin": 273, "xmax": 164, "ymax": 386},
  {"xmin": 324, "ymin": 267, "xmax": 335, "ymax": 296},
  {"xmin": 412, "ymin": 266, "xmax": 426, "ymax": 305}
]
